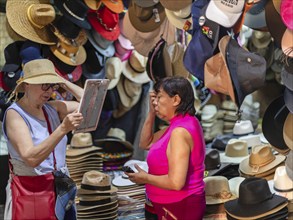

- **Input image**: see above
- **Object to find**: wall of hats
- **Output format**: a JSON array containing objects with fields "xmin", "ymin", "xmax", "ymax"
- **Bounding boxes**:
[{"xmin": 0, "ymin": 0, "xmax": 293, "ymax": 219}]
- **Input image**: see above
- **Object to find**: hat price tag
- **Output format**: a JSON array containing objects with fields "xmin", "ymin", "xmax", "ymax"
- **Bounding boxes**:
[{"xmin": 153, "ymin": 8, "xmax": 161, "ymax": 23}]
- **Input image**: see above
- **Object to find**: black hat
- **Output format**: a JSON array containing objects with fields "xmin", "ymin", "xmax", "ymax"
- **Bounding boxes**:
[
  {"xmin": 55, "ymin": 0, "xmax": 91, "ymax": 30},
  {"xmin": 204, "ymin": 148, "xmax": 231, "ymax": 177},
  {"xmin": 53, "ymin": 16, "xmax": 82, "ymax": 39},
  {"xmin": 224, "ymin": 177, "xmax": 288, "ymax": 218},
  {"xmin": 1, "ymin": 41, "xmax": 23, "ymax": 73},
  {"xmin": 262, "ymin": 96, "xmax": 290, "ymax": 151},
  {"xmin": 226, "ymin": 37, "xmax": 266, "ymax": 108}
]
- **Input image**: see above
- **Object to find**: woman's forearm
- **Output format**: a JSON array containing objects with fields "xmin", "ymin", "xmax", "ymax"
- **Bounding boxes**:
[
  {"xmin": 61, "ymin": 80, "xmax": 84, "ymax": 102},
  {"xmin": 139, "ymin": 112, "xmax": 156, "ymax": 150}
]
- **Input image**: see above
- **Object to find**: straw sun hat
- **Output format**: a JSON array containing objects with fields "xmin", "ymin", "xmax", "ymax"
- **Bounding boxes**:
[
  {"xmin": 6, "ymin": 0, "xmax": 56, "ymax": 45},
  {"xmin": 13, "ymin": 59, "xmax": 65, "ymax": 94}
]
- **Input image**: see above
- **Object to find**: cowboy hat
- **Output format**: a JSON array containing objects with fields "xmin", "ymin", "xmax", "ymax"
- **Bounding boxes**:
[
  {"xmin": 13, "ymin": 59, "xmax": 65, "ymax": 93},
  {"xmin": 6, "ymin": 0, "xmax": 56, "ymax": 45}
]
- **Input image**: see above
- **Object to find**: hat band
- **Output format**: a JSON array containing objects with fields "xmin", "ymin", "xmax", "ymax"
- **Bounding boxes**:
[
  {"xmin": 274, "ymin": 186, "xmax": 293, "ymax": 193},
  {"xmin": 249, "ymin": 154, "xmax": 275, "ymax": 170},
  {"xmin": 128, "ymin": 60, "xmax": 145, "ymax": 74},
  {"xmin": 96, "ymin": 11, "xmax": 117, "ymax": 31},
  {"xmin": 27, "ymin": 4, "xmax": 45, "ymax": 29},
  {"xmin": 81, "ymin": 183, "xmax": 111, "ymax": 191},
  {"xmin": 206, "ymin": 190, "xmax": 233, "ymax": 200},
  {"xmin": 79, "ymin": 197, "xmax": 113, "ymax": 206},
  {"xmin": 63, "ymin": 3, "xmax": 85, "ymax": 21}
]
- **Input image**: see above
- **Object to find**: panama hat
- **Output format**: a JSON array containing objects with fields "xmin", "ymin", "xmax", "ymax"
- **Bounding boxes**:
[
  {"xmin": 220, "ymin": 139, "xmax": 249, "ymax": 164},
  {"xmin": 283, "ymin": 113, "xmax": 293, "ymax": 150},
  {"xmin": 6, "ymin": 0, "xmax": 56, "ymax": 45},
  {"xmin": 165, "ymin": 3, "xmax": 193, "ymax": 31},
  {"xmin": 114, "ymin": 40, "xmax": 133, "ymax": 62},
  {"xmin": 122, "ymin": 50, "xmax": 150, "ymax": 84},
  {"xmin": 128, "ymin": 1, "xmax": 166, "ymax": 33},
  {"xmin": 224, "ymin": 177, "xmax": 288, "ymax": 219},
  {"xmin": 105, "ymin": 57, "xmax": 122, "ymax": 90},
  {"xmin": 239, "ymin": 144, "xmax": 286, "ymax": 175},
  {"xmin": 232, "ymin": 120, "xmax": 254, "ymax": 136},
  {"xmin": 204, "ymin": 176, "xmax": 237, "ymax": 204},
  {"xmin": 13, "ymin": 59, "xmax": 65, "ymax": 94}
]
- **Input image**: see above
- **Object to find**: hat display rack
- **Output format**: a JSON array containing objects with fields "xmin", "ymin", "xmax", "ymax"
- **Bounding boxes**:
[{"xmin": 1, "ymin": 0, "xmax": 293, "ymax": 219}]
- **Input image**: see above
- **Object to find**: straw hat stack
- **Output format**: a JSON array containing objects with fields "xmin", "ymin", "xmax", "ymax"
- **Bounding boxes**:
[
  {"xmin": 66, "ymin": 132, "xmax": 103, "ymax": 186},
  {"xmin": 77, "ymin": 170, "xmax": 119, "ymax": 219},
  {"xmin": 220, "ymin": 100, "xmax": 239, "ymax": 134}
]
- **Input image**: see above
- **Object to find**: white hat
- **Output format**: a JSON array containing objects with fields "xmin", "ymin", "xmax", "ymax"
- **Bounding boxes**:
[
  {"xmin": 233, "ymin": 120, "xmax": 254, "ymax": 135},
  {"xmin": 201, "ymin": 104, "xmax": 218, "ymax": 121},
  {"xmin": 205, "ymin": 0, "xmax": 245, "ymax": 28},
  {"xmin": 112, "ymin": 160, "xmax": 148, "ymax": 187},
  {"xmin": 239, "ymin": 134, "xmax": 262, "ymax": 147},
  {"xmin": 165, "ymin": 4, "xmax": 193, "ymax": 30},
  {"xmin": 228, "ymin": 177, "xmax": 245, "ymax": 198}
]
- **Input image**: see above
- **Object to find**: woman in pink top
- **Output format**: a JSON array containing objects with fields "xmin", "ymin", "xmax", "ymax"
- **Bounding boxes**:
[{"xmin": 126, "ymin": 77, "xmax": 206, "ymax": 219}]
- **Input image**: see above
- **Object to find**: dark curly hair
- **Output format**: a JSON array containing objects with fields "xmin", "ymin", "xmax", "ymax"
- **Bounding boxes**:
[{"xmin": 154, "ymin": 76, "xmax": 196, "ymax": 115}]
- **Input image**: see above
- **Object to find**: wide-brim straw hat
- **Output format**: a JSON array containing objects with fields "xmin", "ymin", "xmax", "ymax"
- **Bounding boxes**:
[
  {"xmin": 14, "ymin": 59, "xmax": 65, "ymax": 93},
  {"xmin": 6, "ymin": 0, "xmax": 56, "ymax": 45}
]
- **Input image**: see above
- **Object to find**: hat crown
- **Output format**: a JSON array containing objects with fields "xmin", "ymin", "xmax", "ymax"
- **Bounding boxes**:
[
  {"xmin": 123, "ymin": 78, "xmax": 141, "ymax": 96},
  {"xmin": 133, "ymin": 3, "xmax": 154, "ymax": 21},
  {"xmin": 71, "ymin": 132, "xmax": 93, "ymax": 147},
  {"xmin": 205, "ymin": 149, "xmax": 221, "ymax": 170},
  {"xmin": 107, "ymin": 127, "xmax": 126, "ymax": 141},
  {"xmin": 238, "ymin": 177, "xmax": 273, "ymax": 205},
  {"xmin": 28, "ymin": 4, "xmax": 55, "ymax": 28},
  {"xmin": 63, "ymin": 0, "xmax": 89, "ymax": 19},
  {"xmin": 205, "ymin": 176, "xmax": 234, "ymax": 200},
  {"xmin": 173, "ymin": 4, "xmax": 192, "ymax": 18},
  {"xmin": 129, "ymin": 51, "xmax": 147, "ymax": 73},
  {"xmin": 23, "ymin": 59, "xmax": 56, "ymax": 79},
  {"xmin": 249, "ymin": 145, "xmax": 275, "ymax": 167},
  {"xmin": 96, "ymin": 6, "xmax": 119, "ymax": 30},
  {"xmin": 54, "ymin": 16, "xmax": 81, "ymax": 39},
  {"xmin": 225, "ymin": 139, "xmax": 248, "ymax": 157},
  {"xmin": 20, "ymin": 41, "xmax": 42, "ymax": 65},
  {"xmin": 82, "ymin": 170, "xmax": 111, "ymax": 187}
]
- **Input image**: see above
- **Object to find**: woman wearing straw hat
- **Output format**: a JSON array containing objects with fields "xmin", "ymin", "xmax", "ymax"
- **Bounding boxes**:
[
  {"xmin": 125, "ymin": 77, "xmax": 206, "ymax": 219},
  {"xmin": 2, "ymin": 59, "xmax": 84, "ymax": 219}
]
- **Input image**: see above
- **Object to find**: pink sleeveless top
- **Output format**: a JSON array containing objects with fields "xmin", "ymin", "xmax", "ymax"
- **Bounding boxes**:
[{"xmin": 146, "ymin": 114, "xmax": 205, "ymax": 204}]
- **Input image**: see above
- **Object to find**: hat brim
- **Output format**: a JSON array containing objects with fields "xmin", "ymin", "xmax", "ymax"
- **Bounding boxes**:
[
  {"xmin": 87, "ymin": 30, "xmax": 115, "ymax": 57},
  {"xmin": 160, "ymin": 0, "xmax": 193, "ymax": 11},
  {"xmin": 66, "ymin": 146, "xmax": 102, "ymax": 157},
  {"xmin": 94, "ymin": 137, "xmax": 133, "ymax": 152},
  {"xmin": 6, "ymin": 0, "xmax": 56, "ymax": 45},
  {"xmin": 224, "ymin": 198, "xmax": 288, "ymax": 219},
  {"xmin": 165, "ymin": 8, "xmax": 193, "ymax": 30},
  {"xmin": 220, "ymin": 153, "xmax": 249, "ymax": 164},
  {"xmin": 121, "ymin": 60, "xmax": 150, "ymax": 84},
  {"xmin": 239, "ymin": 154, "xmax": 286, "ymax": 175},
  {"xmin": 112, "ymin": 175, "xmax": 135, "ymax": 187},
  {"xmin": 102, "ymin": 0, "xmax": 124, "ymax": 13},
  {"xmin": 76, "ymin": 200, "xmax": 118, "ymax": 210}
]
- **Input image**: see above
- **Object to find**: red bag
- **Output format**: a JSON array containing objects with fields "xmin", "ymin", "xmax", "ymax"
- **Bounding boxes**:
[{"xmin": 11, "ymin": 173, "xmax": 57, "ymax": 220}]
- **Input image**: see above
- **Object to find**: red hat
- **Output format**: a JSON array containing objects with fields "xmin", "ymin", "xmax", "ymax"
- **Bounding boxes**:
[{"xmin": 87, "ymin": 6, "xmax": 120, "ymax": 41}]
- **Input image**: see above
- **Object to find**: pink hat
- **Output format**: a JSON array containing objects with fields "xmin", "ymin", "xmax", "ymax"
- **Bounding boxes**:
[
  {"xmin": 118, "ymin": 34, "xmax": 134, "ymax": 50},
  {"xmin": 280, "ymin": 0, "xmax": 293, "ymax": 30},
  {"xmin": 114, "ymin": 40, "xmax": 133, "ymax": 61}
]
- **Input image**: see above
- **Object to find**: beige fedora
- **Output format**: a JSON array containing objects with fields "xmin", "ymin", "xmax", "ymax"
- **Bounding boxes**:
[
  {"xmin": 121, "ymin": 50, "xmax": 150, "ymax": 84},
  {"xmin": 220, "ymin": 139, "xmax": 249, "ymax": 164},
  {"xmin": 71, "ymin": 132, "xmax": 95, "ymax": 148},
  {"xmin": 283, "ymin": 113, "xmax": 293, "ymax": 150},
  {"xmin": 105, "ymin": 57, "xmax": 123, "ymax": 90},
  {"xmin": 78, "ymin": 170, "xmax": 118, "ymax": 195},
  {"xmin": 13, "ymin": 59, "xmax": 65, "ymax": 94},
  {"xmin": 165, "ymin": 4, "xmax": 193, "ymax": 31},
  {"xmin": 6, "ymin": 0, "xmax": 56, "ymax": 45},
  {"xmin": 204, "ymin": 176, "xmax": 237, "ymax": 205},
  {"xmin": 50, "ymin": 40, "xmax": 86, "ymax": 66},
  {"xmin": 160, "ymin": 0, "xmax": 193, "ymax": 11},
  {"xmin": 239, "ymin": 144, "xmax": 286, "ymax": 175}
]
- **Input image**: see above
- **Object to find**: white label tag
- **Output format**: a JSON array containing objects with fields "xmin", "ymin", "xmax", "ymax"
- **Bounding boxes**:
[{"xmin": 153, "ymin": 8, "xmax": 160, "ymax": 23}]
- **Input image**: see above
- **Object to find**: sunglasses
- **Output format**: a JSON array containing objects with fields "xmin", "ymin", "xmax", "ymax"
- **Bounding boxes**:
[{"xmin": 41, "ymin": 83, "xmax": 60, "ymax": 91}]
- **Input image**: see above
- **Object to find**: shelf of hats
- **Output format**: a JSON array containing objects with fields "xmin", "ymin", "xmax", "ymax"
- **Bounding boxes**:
[{"xmin": 0, "ymin": 0, "xmax": 292, "ymax": 219}]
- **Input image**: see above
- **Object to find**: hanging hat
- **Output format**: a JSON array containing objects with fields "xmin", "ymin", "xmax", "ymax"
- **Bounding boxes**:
[
  {"xmin": 83, "ymin": 0, "xmax": 102, "ymax": 10},
  {"xmin": 122, "ymin": 50, "xmax": 150, "ymax": 84},
  {"xmin": 87, "ymin": 7, "xmax": 120, "ymax": 41},
  {"xmin": 220, "ymin": 139, "xmax": 249, "ymax": 164},
  {"xmin": 280, "ymin": 0, "xmax": 293, "ymax": 30},
  {"xmin": 19, "ymin": 40, "xmax": 43, "ymax": 65},
  {"xmin": 224, "ymin": 177, "xmax": 288, "ymax": 219},
  {"xmin": 50, "ymin": 40, "xmax": 86, "ymax": 66},
  {"xmin": 5, "ymin": 16, "xmax": 26, "ymax": 41},
  {"xmin": 121, "ymin": 11, "xmax": 176, "ymax": 56},
  {"xmin": 262, "ymin": 96, "xmax": 290, "ymax": 151},
  {"xmin": 6, "ymin": 0, "xmax": 56, "ymax": 45},
  {"xmin": 50, "ymin": 16, "xmax": 88, "ymax": 47},
  {"xmin": 165, "ymin": 3, "xmax": 193, "ymax": 31},
  {"xmin": 160, "ymin": 0, "xmax": 193, "ymax": 11},
  {"xmin": 117, "ymin": 34, "xmax": 134, "ymax": 50},
  {"xmin": 239, "ymin": 144, "xmax": 286, "ymax": 175},
  {"xmin": 105, "ymin": 57, "xmax": 122, "ymax": 90},
  {"xmin": 86, "ymin": 29, "xmax": 115, "ymax": 58},
  {"xmin": 233, "ymin": 120, "xmax": 254, "ymax": 136},
  {"xmin": 265, "ymin": 0, "xmax": 286, "ymax": 48},
  {"xmin": 13, "ymin": 59, "xmax": 65, "ymax": 93},
  {"xmin": 204, "ymin": 176, "xmax": 237, "ymax": 204},
  {"xmin": 205, "ymin": 0, "xmax": 245, "ymax": 28},
  {"xmin": 244, "ymin": 0, "xmax": 268, "ymax": 30},
  {"xmin": 114, "ymin": 40, "xmax": 132, "ymax": 62},
  {"xmin": 55, "ymin": 0, "xmax": 91, "ymax": 30},
  {"xmin": 81, "ymin": 41, "xmax": 106, "ymax": 80},
  {"xmin": 226, "ymin": 37, "xmax": 266, "ymax": 108},
  {"xmin": 128, "ymin": 1, "xmax": 166, "ymax": 33}
]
